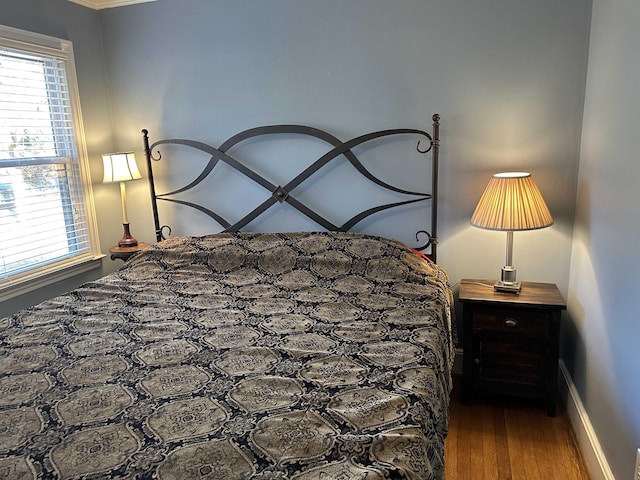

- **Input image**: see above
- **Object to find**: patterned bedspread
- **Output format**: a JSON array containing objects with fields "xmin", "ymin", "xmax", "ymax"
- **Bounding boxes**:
[{"xmin": 0, "ymin": 232, "xmax": 454, "ymax": 479}]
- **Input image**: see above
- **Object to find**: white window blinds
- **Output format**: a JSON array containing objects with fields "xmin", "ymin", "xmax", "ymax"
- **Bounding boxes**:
[{"xmin": 0, "ymin": 26, "xmax": 101, "ymax": 294}]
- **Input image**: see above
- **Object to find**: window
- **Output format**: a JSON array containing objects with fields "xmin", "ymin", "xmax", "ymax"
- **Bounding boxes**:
[{"xmin": 0, "ymin": 25, "xmax": 101, "ymax": 299}]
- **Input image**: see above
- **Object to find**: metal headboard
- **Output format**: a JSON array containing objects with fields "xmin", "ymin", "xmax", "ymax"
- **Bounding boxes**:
[{"xmin": 142, "ymin": 114, "xmax": 441, "ymax": 262}]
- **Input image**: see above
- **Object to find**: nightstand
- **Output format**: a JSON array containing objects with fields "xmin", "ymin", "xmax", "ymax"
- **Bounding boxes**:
[
  {"xmin": 459, "ymin": 279, "xmax": 566, "ymax": 416},
  {"xmin": 109, "ymin": 242, "xmax": 151, "ymax": 261}
]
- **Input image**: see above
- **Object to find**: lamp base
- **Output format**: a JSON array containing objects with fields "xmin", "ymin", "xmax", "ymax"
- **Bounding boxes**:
[
  {"xmin": 118, "ymin": 223, "xmax": 138, "ymax": 247},
  {"xmin": 493, "ymin": 280, "xmax": 521, "ymax": 293},
  {"xmin": 494, "ymin": 265, "xmax": 520, "ymax": 293}
]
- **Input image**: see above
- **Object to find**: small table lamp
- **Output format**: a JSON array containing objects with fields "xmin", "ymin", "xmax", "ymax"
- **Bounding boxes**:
[
  {"xmin": 470, "ymin": 172, "xmax": 553, "ymax": 293},
  {"xmin": 102, "ymin": 152, "xmax": 142, "ymax": 247}
]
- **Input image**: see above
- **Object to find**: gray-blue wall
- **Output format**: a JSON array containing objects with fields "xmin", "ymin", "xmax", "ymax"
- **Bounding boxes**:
[
  {"xmin": 570, "ymin": 0, "xmax": 640, "ymax": 477},
  {"xmin": 100, "ymin": 0, "xmax": 590, "ymax": 304}
]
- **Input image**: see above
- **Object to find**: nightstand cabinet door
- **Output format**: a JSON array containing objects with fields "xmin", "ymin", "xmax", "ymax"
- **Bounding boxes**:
[{"xmin": 459, "ymin": 280, "xmax": 566, "ymax": 417}]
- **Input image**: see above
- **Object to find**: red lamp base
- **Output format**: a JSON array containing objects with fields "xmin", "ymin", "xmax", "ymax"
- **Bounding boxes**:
[{"xmin": 118, "ymin": 223, "xmax": 138, "ymax": 247}]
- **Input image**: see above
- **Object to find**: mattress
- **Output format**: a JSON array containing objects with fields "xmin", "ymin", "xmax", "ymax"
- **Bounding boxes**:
[{"xmin": 0, "ymin": 232, "xmax": 454, "ymax": 479}]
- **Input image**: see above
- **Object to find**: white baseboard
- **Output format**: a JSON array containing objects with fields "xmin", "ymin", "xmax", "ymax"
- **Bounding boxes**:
[{"xmin": 558, "ymin": 360, "xmax": 614, "ymax": 480}]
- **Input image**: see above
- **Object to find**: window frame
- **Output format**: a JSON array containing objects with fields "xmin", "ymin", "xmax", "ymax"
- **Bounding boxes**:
[{"xmin": 0, "ymin": 24, "xmax": 103, "ymax": 302}]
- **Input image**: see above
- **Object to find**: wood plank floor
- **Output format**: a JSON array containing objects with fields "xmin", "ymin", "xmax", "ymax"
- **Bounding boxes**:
[{"xmin": 444, "ymin": 376, "xmax": 591, "ymax": 480}]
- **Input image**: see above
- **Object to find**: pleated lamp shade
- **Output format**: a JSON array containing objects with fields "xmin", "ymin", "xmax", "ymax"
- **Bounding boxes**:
[{"xmin": 470, "ymin": 172, "xmax": 553, "ymax": 231}]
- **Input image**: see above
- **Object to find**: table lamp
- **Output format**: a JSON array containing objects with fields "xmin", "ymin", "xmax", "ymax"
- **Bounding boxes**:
[
  {"xmin": 102, "ymin": 152, "xmax": 142, "ymax": 247},
  {"xmin": 470, "ymin": 172, "xmax": 553, "ymax": 293}
]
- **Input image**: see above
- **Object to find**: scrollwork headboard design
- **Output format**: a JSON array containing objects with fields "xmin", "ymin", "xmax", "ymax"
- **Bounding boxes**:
[{"xmin": 142, "ymin": 114, "xmax": 441, "ymax": 261}]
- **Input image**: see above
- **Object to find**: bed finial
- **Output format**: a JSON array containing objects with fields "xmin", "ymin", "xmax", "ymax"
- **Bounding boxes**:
[
  {"xmin": 431, "ymin": 114, "xmax": 440, "ymax": 149},
  {"xmin": 142, "ymin": 129, "xmax": 150, "ymax": 156}
]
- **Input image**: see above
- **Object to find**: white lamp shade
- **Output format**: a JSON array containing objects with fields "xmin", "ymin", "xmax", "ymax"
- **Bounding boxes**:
[
  {"xmin": 102, "ymin": 152, "xmax": 142, "ymax": 183},
  {"xmin": 470, "ymin": 172, "xmax": 553, "ymax": 231}
]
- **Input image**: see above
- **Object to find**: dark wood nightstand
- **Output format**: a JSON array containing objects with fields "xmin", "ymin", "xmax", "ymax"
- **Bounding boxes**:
[
  {"xmin": 459, "ymin": 279, "xmax": 566, "ymax": 416},
  {"xmin": 108, "ymin": 242, "xmax": 151, "ymax": 261}
]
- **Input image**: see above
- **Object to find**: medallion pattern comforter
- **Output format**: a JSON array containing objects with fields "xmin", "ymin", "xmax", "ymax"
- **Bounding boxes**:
[{"xmin": 0, "ymin": 232, "xmax": 454, "ymax": 479}]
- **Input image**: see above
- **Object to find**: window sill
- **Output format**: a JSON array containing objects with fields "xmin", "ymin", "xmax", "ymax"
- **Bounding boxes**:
[{"xmin": 0, "ymin": 254, "xmax": 106, "ymax": 303}]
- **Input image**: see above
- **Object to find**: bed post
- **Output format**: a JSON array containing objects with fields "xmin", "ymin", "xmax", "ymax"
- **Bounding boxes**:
[
  {"xmin": 142, "ymin": 129, "xmax": 163, "ymax": 242},
  {"xmin": 431, "ymin": 114, "xmax": 440, "ymax": 263}
]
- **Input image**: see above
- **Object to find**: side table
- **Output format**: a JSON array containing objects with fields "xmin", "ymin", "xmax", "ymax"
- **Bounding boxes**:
[{"xmin": 459, "ymin": 279, "xmax": 566, "ymax": 416}]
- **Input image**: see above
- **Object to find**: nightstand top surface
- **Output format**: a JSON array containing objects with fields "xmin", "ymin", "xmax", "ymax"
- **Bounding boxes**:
[
  {"xmin": 109, "ymin": 242, "xmax": 151, "ymax": 254},
  {"xmin": 459, "ymin": 279, "xmax": 566, "ymax": 309},
  {"xmin": 109, "ymin": 242, "xmax": 152, "ymax": 261}
]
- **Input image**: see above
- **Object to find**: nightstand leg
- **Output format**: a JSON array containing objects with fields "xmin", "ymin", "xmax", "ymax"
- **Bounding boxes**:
[
  {"xmin": 546, "ymin": 312, "xmax": 561, "ymax": 416},
  {"xmin": 461, "ymin": 305, "xmax": 473, "ymax": 405}
]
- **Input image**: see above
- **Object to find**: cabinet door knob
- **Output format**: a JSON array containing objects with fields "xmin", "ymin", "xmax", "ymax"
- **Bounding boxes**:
[
  {"xmin": 474, "ymin": 358, "xmax": 480, "ymax": 365},
  {"xmin": 504, "ymin": 318, "xmax": 518, "ymax": 328}
]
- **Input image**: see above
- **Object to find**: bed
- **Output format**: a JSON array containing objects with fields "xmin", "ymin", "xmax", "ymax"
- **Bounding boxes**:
[{"xmin": 0, "ymin": 116, "xmax": 455, "ymax": 479}]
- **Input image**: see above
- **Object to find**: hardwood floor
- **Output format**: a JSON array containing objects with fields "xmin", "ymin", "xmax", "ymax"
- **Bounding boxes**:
[{"xmin": 444, "ymin": 376, "xmax": 591, "ymax": 480}]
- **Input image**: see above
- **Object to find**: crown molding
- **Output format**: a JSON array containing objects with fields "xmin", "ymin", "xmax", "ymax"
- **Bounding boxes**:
[{"xmin": 67, "ymin": 0, "xmax": 157, "ymax": 10}]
